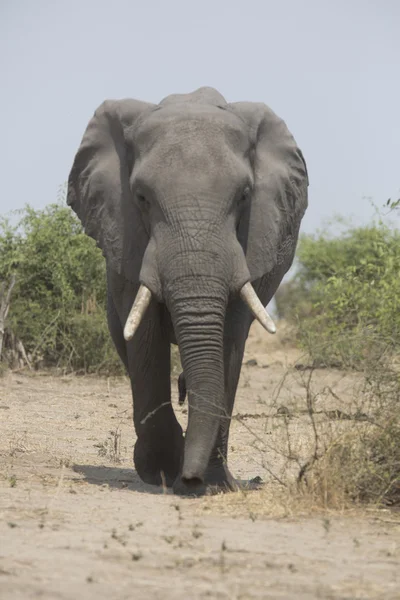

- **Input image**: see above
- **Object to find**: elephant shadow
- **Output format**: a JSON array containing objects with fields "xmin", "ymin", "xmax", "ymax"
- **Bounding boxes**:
[
  {"xmin": 72, "ymin": 464, "xmax": 169, "ymax": 495},
  {"xmin": 72, "ymin": 464, "xmax": 264, "ymax": 495}
]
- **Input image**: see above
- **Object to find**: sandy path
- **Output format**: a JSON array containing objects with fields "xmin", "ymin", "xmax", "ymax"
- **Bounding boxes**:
[{"xmin": 1, "ymin": 324, "xmax": 399, "ymax": 599}]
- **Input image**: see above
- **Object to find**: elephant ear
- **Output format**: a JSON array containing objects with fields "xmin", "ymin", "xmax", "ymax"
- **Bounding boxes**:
[
  {"xmin": 228, "ymin": 102, "xmax": 308, "ymax": 281},
  {"xmin": 67, "ymin": 99, "xmax": 154, "ymax": 281}
]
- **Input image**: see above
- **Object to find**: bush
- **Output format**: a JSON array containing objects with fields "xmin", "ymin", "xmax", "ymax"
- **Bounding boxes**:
[
  {"xmin": 286, "ymin": 219, "xmax": 400, "ymax": 367},
  {"xmin": 0, "ymin": 203, "xmax": 124, "ymax": 374},
  {"xmin": 63, "ymin": 313, "xmax": 125, "ymax": 375},
  {"xmin": 274, "ymin": 280, "xmax": 313, "ymax": 322},
  {"xmin": 280, "ymin": 205, "xmax": 400, "ymax": 507}
]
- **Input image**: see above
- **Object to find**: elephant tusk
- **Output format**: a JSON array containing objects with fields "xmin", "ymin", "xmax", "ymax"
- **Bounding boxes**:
[
  {"xmin": 240, "ymin": 282, "xmax": 276, "ymax": 334},
  {"xmin": 123, "ymin": 284, "xmax": 152, "ymax": 341}
]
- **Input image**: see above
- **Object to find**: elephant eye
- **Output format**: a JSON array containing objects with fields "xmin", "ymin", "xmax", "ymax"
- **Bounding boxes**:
[
  {"xmin": 242, "ymin": 186, "xmax": 251, "ymax": 200},
  {"xmin": 136, "ymin": 193, "xmax": 149, "ymax": 208},
  {"xmin": 239, "ymin": 185, "xmax": 251, "ymax": 205}
]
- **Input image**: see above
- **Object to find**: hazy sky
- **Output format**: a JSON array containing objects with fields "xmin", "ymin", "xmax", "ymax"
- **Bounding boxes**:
[{"xmin": 1, "ymin": 0, "xmax": 399, "ymax": 233}]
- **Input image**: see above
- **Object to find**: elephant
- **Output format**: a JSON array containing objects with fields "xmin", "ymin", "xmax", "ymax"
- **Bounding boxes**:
[{"xmin": 67, "ymin": 86, "xmax": 308, "ymax": 495}]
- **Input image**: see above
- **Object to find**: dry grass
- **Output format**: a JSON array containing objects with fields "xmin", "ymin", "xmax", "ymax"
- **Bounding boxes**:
[{"xmin": 235, "ymin": 328, "xmax": 400, "ymax": 511}]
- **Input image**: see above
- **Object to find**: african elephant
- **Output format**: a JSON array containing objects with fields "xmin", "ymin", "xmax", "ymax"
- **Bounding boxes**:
[{"xmin": 67, "ymin": 87, "xmax": 308, "ymax": 495}]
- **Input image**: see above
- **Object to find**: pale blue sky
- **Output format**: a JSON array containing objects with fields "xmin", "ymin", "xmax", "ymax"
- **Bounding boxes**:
[{"xmin": 1, "ymin": 0, "xmax": 399, "ymax": 233}]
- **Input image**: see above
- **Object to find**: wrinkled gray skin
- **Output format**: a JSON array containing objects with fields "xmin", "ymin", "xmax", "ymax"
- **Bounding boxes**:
[{"xmin": 67, "ymin": 87, "xmax": 308, "ymax": 495}]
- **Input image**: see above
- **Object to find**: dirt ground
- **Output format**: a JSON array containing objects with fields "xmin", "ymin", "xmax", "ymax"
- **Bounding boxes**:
[{"xmin": 1, "ymin": 323, "xmax": 399, "ymax": 599}]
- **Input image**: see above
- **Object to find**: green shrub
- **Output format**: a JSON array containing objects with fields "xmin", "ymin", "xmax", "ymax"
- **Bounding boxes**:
[
  {"xmin": 0, "ymin": 203, "xmax": 123, "ymax": 374},
  {"xmin": 63, "ymin": 313, "xmax": 125, "ymax": 375},
  {"xmin": 286, "ymin": 219, "xmax": 400, "ymax": 367},
  {"xmin": 274, "ymin": 280, "xmax": 312, "ymax": 321}
]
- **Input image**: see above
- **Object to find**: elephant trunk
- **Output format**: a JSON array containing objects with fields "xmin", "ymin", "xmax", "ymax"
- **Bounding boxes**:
[{"xmin": 168, "ymin": 285, "xmax": 227, "ymax": 485}]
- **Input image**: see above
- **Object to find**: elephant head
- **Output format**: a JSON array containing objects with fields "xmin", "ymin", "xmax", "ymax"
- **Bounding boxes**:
[{"xmin": 67, "ymin": 87, "xmax": 308, "ymax": 487}]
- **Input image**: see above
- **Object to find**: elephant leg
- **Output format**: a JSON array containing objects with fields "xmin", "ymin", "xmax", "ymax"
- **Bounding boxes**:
[
  {"xmin": 126, "ymin": 310, "xmax": 184, "ymax": 487},
  {"xmin": 203, "ymin": 300, "xmax": 253, "ymax": 490},
  {"xmin": 107, "ymin": 272, "xmax": 184, "ymax": 487}
]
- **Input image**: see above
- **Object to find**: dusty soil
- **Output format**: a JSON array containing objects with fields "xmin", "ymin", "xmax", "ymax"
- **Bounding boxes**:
[{"xmin": 1, "ymin": 323, "xmax": 399, "ymax": 599}]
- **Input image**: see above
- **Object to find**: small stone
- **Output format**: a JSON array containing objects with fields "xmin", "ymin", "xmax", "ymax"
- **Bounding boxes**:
[
  {"xmin": 249, "ymin": 476, "xmax": 263, "ymax": 485},
  {"xmin": 246, "ymin": 359, "xmax": 258, "ymax": 367}
]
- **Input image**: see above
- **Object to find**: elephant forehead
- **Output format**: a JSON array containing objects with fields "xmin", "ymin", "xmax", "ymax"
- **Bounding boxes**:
[{"xmin": 133, "ymin": 105, "xmax": 250, "ymax": 156}]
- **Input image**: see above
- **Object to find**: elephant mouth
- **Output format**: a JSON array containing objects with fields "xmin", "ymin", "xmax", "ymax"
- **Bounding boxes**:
[{"xmin": 123, "ymin": 281, "xmax": 276, "ymax": 342}]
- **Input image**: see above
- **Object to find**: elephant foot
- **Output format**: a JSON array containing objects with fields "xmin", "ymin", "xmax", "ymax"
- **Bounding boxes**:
[
  {"xmin": 134, "ymin": 430, "xmax": 184, "ymax": 487},
  {"xmin": 172, "ymin": 463, "xmax": 238, "ymax": 497}
]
